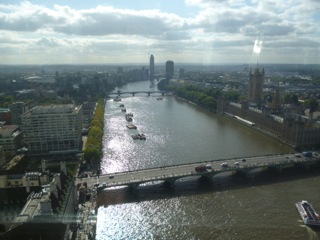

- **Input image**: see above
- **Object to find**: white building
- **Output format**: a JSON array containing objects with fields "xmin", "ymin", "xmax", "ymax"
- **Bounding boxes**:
[{"xmin": 21, "ymin": 104, "xmax": 82, "ymax": 154}]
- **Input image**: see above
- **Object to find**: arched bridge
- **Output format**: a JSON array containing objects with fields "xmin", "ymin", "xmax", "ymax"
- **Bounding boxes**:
[
  {"xmin": 107, "ymin": 90, "xmax": 167, "ymax": 97},
  {"xmin": 77, "ymin": 152, "xmax": 320, "ymax": 192}
]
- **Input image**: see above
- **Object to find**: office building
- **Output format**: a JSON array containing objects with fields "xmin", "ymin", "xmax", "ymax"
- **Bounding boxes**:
[
  {"xmin": 166, "ymin": 60, "xmax": 174, "ymax": 80},
  {"xmin": 10, "ymin": 102, "xmax": 27, "ymax": 126},
  {"xmin": 150, "ymin": 55, "xmax": 154, "ymax": 80},
  {"xmin": 21, "ymin": 104, "xmax": 82, "ymax": 155},
  {"xmin": 179, "ymin": 68, "xmax": 185, "ymax": 79}
]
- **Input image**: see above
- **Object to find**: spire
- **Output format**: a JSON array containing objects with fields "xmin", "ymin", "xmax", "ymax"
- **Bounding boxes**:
[{"xmin": 272, "ymin": 82, "xmax": 281, "ymax": 112}]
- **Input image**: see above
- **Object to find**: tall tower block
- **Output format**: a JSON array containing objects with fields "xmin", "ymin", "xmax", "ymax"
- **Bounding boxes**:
[
  {"xmin": 248, "ymin": 67, "xmax": 264, "ymax": 105},
  {"xmin": 165, "ymin": 60, "xmax": 174, "ymax": 80},
  {"xmin": 150, "ymin": 55, "xmax": 154, "ymax": 80}
]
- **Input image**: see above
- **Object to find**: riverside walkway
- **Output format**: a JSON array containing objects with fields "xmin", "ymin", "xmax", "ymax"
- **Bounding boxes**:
[{"xmin": 77, "ymin": 152, "xmax": 320, "ymax": 191}]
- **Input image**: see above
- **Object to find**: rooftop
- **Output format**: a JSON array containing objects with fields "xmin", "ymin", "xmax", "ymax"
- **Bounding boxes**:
[
  {"xmin": 0, "ymin": 125, "xmax": 20, "ymax": 138},
  {"xmin": 23, "ymin": 104, "xmax": 81, "ymax": 116}
]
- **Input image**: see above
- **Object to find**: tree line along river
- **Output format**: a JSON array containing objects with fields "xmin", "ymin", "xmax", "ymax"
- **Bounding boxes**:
[{"xmin": 96, "ymin": 80, "xmax": 320, "ymax": 240}]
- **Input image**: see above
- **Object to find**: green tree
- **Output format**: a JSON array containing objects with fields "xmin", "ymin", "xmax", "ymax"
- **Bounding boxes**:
[
  {"xmin": 304, "ymin": 98, "xmax": 318, "ymax": 118},
  {"xmin": 282, "ymin": 93, "xmax": 299, "ymax": 105},
  {"xmin": 83, "ymin": 98, "xmax": 105, "ymax": 168}
]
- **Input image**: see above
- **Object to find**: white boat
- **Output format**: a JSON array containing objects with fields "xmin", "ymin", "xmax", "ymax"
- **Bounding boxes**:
[
  {"xmin": 296, "ymin": 200, "xmax": 320, "ymax": 227},
  {"xmin": 126, "ymin": 124, "xmax": 137, "ymax": 129}
]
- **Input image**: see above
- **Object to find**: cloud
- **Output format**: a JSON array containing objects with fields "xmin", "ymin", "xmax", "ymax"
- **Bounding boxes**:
[
  {"xmin": 53, "ymin": 6, "xmax": 187, "ymax": 38},
  {"xmin": 0, "ymin": 1, "xmax": 67, "ymax": 32},
  {"xmin": 0, "ymin": 1, "xmax": 319, "ymax": 64},
  {"xmin": 0, "ymin": 2, "xmax": 188, "ymax": 39},
  {"xmin": 267, "ymin": 38, "xmax": 320, "ymax": 49},
  {"xmin": 36, "ymin": 37, "xmax": 62, "ymax": 48}
]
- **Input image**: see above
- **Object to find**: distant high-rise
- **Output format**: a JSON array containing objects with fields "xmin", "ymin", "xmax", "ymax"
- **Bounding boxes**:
[
  {"xmin": 248, "ymin": 67, "xmax": 264, "ymax": 105},
  {"xmin": 150, "ymin": 55, "xmax": 154, "ymax": 80},
  {"xmin": 166, "ymin": 60, "xmax": 174, "ymax": 80},
  {"xmin": 179, "ymin": 68, "xmax": 185, "ymax": 79}
]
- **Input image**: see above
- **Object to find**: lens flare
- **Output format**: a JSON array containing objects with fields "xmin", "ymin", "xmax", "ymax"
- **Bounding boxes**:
[{"xmin": 253, "ymin": 39, "xmax": 263, "ymax": 54}]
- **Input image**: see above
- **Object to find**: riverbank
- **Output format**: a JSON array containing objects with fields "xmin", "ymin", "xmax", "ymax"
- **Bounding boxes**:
[
  {"xmin": 220, "ymin": 111, "xmax": 296, "ymax": 150},
  {"xmin": 173, "ymin": 93, "xmax": 295, "ymax": 151}
]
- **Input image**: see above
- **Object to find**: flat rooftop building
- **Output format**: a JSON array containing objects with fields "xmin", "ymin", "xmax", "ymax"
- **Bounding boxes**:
[
  {"xmin": 0, "ymin": 125, "xmax": 22, "ymax": 153},
  {"xmin": 21, "ymin": 104, "xmax": 82, "ymax": 155},
  {"xmin": 1, "ymin": 162, "xmax": 77, "ymax": 240}
]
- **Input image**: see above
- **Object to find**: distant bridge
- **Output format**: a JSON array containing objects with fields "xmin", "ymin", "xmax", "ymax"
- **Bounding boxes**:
[
  {"xmin": 107, "ymin": 90, "xmax": 167, "ymax": 97},
  {"xmin": 77, "ymin": 153, "xmax": 320, "ymax": 192}
]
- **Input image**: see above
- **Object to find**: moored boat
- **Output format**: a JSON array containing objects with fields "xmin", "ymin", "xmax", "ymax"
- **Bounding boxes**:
[
  {"xmin": 126, "ymin": 117, "xmax": 133, "ymax": 122},
  {"xmin": 131, "ymin": 134, "xmax": 140, "ymax": 140},
  {"xmin": 131, "ymin": 134, "xmax": 146, "ymax": 140},
  {"xmin": 296, "ymin": 200, "xmax": 320, "ymax": 227},
  {"xmin": 139, "ymin": 134, "xmax": 146, "ymax": 140},
  {"xmin": 126, "ymin": 124, "xmax": 137, "ymax": 129}
]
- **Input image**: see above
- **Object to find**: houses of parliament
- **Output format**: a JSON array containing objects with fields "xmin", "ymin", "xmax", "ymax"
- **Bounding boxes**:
[{"xmin": 217, "ymin": 66, "xmax": 320, "ymax": 150}]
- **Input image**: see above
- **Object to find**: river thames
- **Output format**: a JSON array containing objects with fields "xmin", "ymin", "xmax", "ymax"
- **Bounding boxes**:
[{"xmin": 96, "ymin": 80, "xmax": 320, "ymax": 240}]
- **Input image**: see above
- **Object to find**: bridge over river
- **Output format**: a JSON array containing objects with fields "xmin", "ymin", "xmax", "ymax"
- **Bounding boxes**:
[
  {"xmin": 77, "ymin": 152, "xmax": 320, "ymax": 192},
  {"xmin": 107, "ymin": 90, "xmax": 167, "ymax": 97}
]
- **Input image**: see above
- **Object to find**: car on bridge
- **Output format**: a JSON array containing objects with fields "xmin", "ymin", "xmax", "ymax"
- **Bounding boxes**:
[{"xmin": 221, "ymin": 162, "xmax": 229, "ymax": 168}]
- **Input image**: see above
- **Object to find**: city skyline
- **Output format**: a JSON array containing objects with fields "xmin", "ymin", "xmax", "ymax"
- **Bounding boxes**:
[{"xmin": 0, "ymin": 0, "xmax": 319, "ymax": 65}]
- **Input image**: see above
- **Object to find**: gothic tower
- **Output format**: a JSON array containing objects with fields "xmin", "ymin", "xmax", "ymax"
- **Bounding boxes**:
[
  {"xmin": 248, "ymin": 67, "xmax": 264, "ymax": 105},
  {"xmin": 272, "ymin": 83, "xmax": 281, "ymax": 112}
]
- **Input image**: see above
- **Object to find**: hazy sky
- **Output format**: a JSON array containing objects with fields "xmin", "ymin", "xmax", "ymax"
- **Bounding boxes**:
[{"xmin": 0, "ymin": 0, "xmax": 319, "ymax": 65}]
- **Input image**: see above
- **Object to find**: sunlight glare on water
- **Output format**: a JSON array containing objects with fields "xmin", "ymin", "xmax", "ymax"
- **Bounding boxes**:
[{"xmin": 96, "ymin": 81, "xmax": 317, "ymax": 240}]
